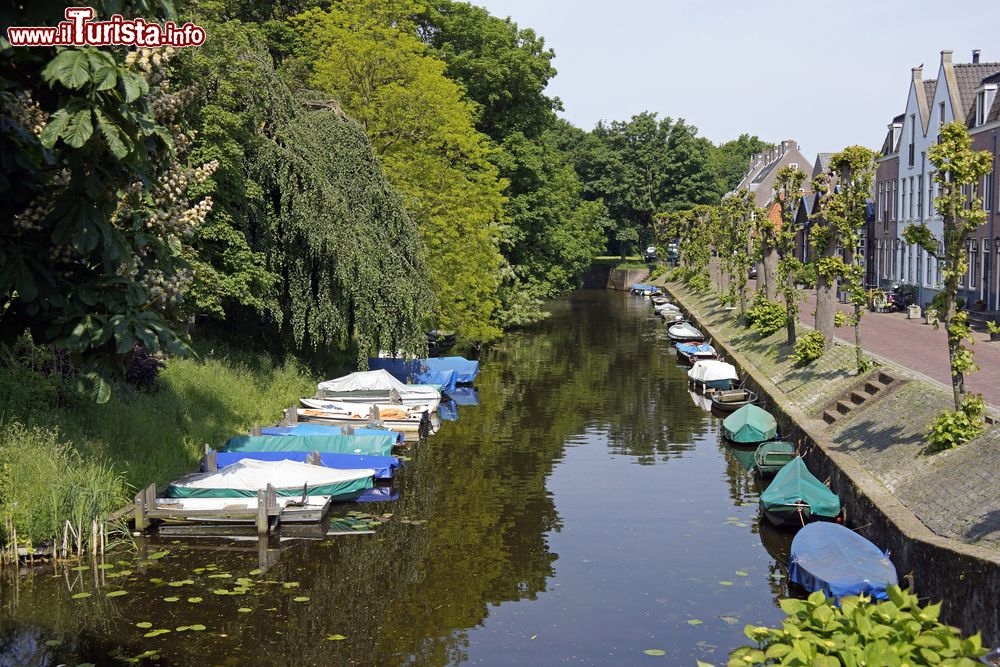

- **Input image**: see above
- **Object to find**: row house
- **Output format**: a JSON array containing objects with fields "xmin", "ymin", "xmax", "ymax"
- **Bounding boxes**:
[{"xmin": 879, "ymin": 50, "xmax": 1000, "ymax": 310}]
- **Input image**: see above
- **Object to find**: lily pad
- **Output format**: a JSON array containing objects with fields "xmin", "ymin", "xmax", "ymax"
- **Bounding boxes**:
[
  {"xmin": 281, "ymin": 582, "xmax": 300, "ymax": 589},
  {"xmin": 735, "ymin": 571, "xmax": 748, "ymax": 577},
  {"xmin": 207, "ymin": 573, "xmax": 231, "ymax": 579},
  {"xmin": 163, "ymin": 597, "xmax": 179, "ymax": 602},
  {"xmin": 642, "ymin": 649, "xmax": 666, "ymax": 656},
  {"xmin": 71, "ymin": 565, "xmax": 89, "ymax": 572},
  {"xmin": 97, "ymin": 563, "xmax": 115, "ymax": 570},
  {"xmin": 187, "ymin": 597, "xmax": 203, "ymax": 603},
  {"xmin": 719, "ymin": 581, "xmax": 734, "ymax": 586},
  {"xmin": 44, "ymin": 639, "xmax": 61, "ymax": 647},
  {"xmin": 106, "ymin": 590, "xmax": 127, "ymax": 597},
  {"xmin": 292, "ymin": 596, "xmax": 310, "ymax": 603},
  {"xmin": 136, "ymin": 622, "xmax": 153, "ymax": 629},
  {"xmin": 248, "ymin": 569, "xmax": 262, "ymax": 576},
  {"xmin": 237, "ymin": 607, "xmax": 253, "ymax": 613},
  {"xmin": 147, "ymin": 550, "xmax": 170, "ymax": 560},
  {"xmin": 325, "ymin": 634, "xmax": 347, "ymax": 641},
  {"xmin": 143, "ymin": 629, "xmax": 171, "ymax": 638},
  {"xmin": 687, "ymin": 619, "xmax": 703, "ymax": 626},
  {"xmin": 71, "ymin": 592, "xmax": 92, "ymax": 599},
  {"xmin": 212, "ymin": 589, "xmax": 230, "ymax": 595}
]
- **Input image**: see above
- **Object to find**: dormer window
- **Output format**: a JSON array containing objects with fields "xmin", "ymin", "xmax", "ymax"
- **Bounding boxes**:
[{"xmin": 975, "ymin": 85, "xmax": 997, "ymax": 126}]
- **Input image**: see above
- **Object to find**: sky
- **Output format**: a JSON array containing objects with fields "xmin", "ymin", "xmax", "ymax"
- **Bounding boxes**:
[{"xmin": 477, "ymin": 0, "xmax": 1000, "ymax": 165}]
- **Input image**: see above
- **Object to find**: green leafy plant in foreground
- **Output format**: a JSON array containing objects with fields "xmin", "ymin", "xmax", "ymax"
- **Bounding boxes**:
[
  {"xmin": 792, "ymin": 330, "xmax": 825, "ymax": 366},
  {"xmin": 745, "ymin": 292, "xmax": 787, "ymax": 338},
  {"xmin": 925, "ymin": 393, "xmax": 986, "ymax": 453},
  {"xmin": 986, "ymin": 320, "xmax": 1000, "ymax": 335},
  {"xmin": 729, "ymin": 587, "xmax": 988, "ymax": 667}
]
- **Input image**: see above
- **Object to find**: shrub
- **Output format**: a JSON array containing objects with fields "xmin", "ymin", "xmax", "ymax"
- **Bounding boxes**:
[
  {"xmin": 926, "ymin": 394, "xmax": 986, "ymax": 453},
  {"xmin": 986, "ymin": 320, "xmax": 1000, "ymax": 334},
  {"xmin": 834, "ymin": 311, "xmax": 847, "ymax": 328},
  {"xmin": 124, "ymin": 345, "xmax": 166, "ymax": 391},
  {"xmin": 792, "ymin": 330, "xmax": 825, "ymax": 365},
  {"xmin": 793, "ymin": 262, "xmax": 817, "ymax": 288},
  {"xmin": 729, "ymin": 587, "xmax": 989, "ymax": 667},
  {"xmin": 745, "ymin": 292, "xmax": 786, "ymax": 337}
]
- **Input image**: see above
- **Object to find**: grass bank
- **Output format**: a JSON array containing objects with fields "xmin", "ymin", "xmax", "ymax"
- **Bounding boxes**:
[{"xmin": 0, "ymin": 343, "xmax": 317, "ymax": 554}]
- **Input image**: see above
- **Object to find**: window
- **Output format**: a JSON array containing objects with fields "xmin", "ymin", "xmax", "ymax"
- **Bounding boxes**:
[
  {"xmin": 908, "ymin": 115, "xmax": 916, "ymax": 166},
  {"xmin": 789, "ymin": 163, "xmax": 798, "ymax": 171},
  {"xmin": 908, "ymin": 245, "xmax": 914, "ymax": 282},
  {"xmin": 910, "ymin": 177, "xmax": 915, "ymax": 218},
  {"xmin": 938, "ymin": 102, "xmax": 945, "ymax": 142},
  {"xmin": 977, "ymin": 91, "xmax": 987, "ymax": 126},
  {"xmin": 927, "ymin": 172, "xmax": 934, "ymax": 217},
  {"xmin": 892, "ymin": 180, "xmax": 898, "ymax": 220},
  {"xmin": 970, "ymin": 240, "xmax": 978, "ymax": 289},
  {"xmin": 878, "ymin": 182, "xmax": 884, "ymax": 221},
  {"xmin": 902, "ymin": 179, "xmax": 908, "ymax": 218},
  {"xmin": 985, "ymin": 171, "xmax": 994, "ymax": 212},
  {"xmin": 917, "ymin": 175, "xmax": 924, "ymax": 219}
]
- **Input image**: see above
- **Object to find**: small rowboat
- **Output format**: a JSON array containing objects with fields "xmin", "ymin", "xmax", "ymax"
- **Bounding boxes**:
[
  {"xmin": 650, "ymin": 295, "xmax": 669, "ymax": 306},
  {"xmin": 688, "ymin": 360, "xmax": 738, "ymax": 392},
  {"xmin": 759, "ymin": 457, "xmax": 841, "ymax": 528},
  {"xmin": 675, "ymin": 342, "xmax": 717, "ymax": 365},
  {"xmin": 667, "ymin": 321, "xmax": 704, "ymax": 342},
  {"xmin": 722, "ymin": 404, "xmax": 777, "ymax": 445},
  {"xmin": 753, "ymin": 441, "xmax": 796, "ymax": 477},
  {"xmin": 789, "ymin": 523, "xmax": 897, "ymax": 600},
  {"xmin": 710, "ymin": 388, "xmax": 758, "ymax": 412}
]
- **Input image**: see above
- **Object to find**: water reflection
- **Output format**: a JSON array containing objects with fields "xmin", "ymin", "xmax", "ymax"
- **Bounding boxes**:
[{"xmin": 1, "ymin": 290, "xmax": 795, "ymax": 666}]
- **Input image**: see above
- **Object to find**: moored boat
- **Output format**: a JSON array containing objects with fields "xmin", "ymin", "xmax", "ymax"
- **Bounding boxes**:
[
  {"xmin": 759, "ymin": 457, "xmax": 841, "ymax": 528},
  {"xmin": 688, "ymin": 359, "xmax": 738, "ymax": 392},
  {"xmin": 667, "ymin": 321, "xmax": 704, "ymax": 342},
  {"xmin": 295, "ymin": 407, "xmax": 431, "ymax": 437},
  {"xmin": 710, "ymin": 388, "xmax": 758, "ymax": 412},
  {"xmin": 722, "ymin": 404, "xmax": 777, "ymax": 445},
  {"xmin": 753, "ymin": 441, "xmax": 796, "ymax": 477},
  {"xmin": 225, "ymin": 434, "xmax": 397, "ymax": 457},
  {"xmin": 788, "ymin": 522, "xmax": 897, "ymax": 600},
  {"xmin": 315, "ymin": 370, "xmax": 441, "ymax": 411},
  {"xmin": 675, "ymin": 342, "xmax": 717, "ymax": 365}
]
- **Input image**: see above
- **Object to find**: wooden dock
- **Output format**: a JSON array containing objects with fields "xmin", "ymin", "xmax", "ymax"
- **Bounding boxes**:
[{"xmin": 133, "ymin": 483, "xmax": 281, "ymax": 535}]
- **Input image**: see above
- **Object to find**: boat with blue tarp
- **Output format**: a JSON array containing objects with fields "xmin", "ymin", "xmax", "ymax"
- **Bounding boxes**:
[
  {"xmin": 224, "ymin": 434, "xmax": 397, "ymax": 457},
  {"xmin": 675, "ymin": 342, "xmax": 717, "ymax": 365},
  {"xmin": 789, "ymin": 522, "xmax": 897, "ymax": 600},
  {"xmin": 203, "ymin": 450, "xmax": 400, "ymax": 480}
]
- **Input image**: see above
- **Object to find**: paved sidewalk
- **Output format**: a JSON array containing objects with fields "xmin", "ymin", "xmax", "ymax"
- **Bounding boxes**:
[{"xmin": 797, "ymin": 291, "xmax": 1000, "ymax": 407}]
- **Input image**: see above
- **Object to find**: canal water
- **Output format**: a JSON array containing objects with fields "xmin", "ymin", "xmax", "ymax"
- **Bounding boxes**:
[{"xmin": 0, "ymin": 290, "xmax": 794, "ymax": 666}]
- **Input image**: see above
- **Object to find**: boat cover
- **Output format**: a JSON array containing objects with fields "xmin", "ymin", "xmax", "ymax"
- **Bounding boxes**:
[
  {"xmin": 224, "ymin": 434, "xmax": 396, "ymax": 457},
  {"xmin": 449, "ymin": 386, "xmax": 480, "ymax": 406},
  {"xmin": 164, "ymin": 459, "xmax": 375, "ymax": 498},
  {"xmin": 210, "ymin": 451, "xmax": 399, "ymax": 479},
  {"xmin": 422, "ymin": 357, "xmax": 480, "ymax": 383},
  {"xmin": 676, "ymin": 342, "xmax": 714, "ymax": 356},
  {"xmin": 300, "ymin": 399, "xmax": 429, "ymax": 418},
  {"xmin": 317, "ymin": 370, "xmax": 441, "ymax": 401},
  {"xmin": 260, "ymin": 424, "xmax": 404, "ymax": 444},
  {"xmin": 630, "ymin": 283, "xmax": 653, "ymax": 291},
  {"xmin": 688, "ymin": 360, "xmax": 738, "ymax": 383},
  {"xmin": 789, "ymin": 522, "xmax": 897, "ymax": 600},
  {"xmin": 722, "ymin": 404, "xmax": 777, "ymax": 443},
  {"xmin": 760, "ymin": 457, "xmax": 841, "ymax": 519},
  {"xmin": 366, "ymin": 358, "xmax": 457, "ymax": 392}
]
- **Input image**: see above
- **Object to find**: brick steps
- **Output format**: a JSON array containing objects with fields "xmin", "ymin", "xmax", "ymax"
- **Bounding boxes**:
[{"xmin": 822, "ymin": 371, "xmax": 899, "ymax": 425}]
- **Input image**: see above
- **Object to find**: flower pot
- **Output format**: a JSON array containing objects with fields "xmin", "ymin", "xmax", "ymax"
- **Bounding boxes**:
[
  {"xmin": 973, "ymin": 302, "xmax": 986, "ymax": 312},
  {"xmin": 924, "ymin": 308, "xmax": 938, "ymax": 325},
  {"xmin": 907, "ymin": 304, "xmax": 921, "ymax": 320},
  {"xmin": 991, "ymin": 332, "xmax": 1000, "ymax": 342}
]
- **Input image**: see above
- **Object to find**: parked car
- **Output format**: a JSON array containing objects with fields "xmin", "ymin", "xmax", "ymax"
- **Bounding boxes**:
[
  {"xmin": 749, "ymin": 265, "xmax": 758, "ymax": 279},
  {"xmin": 644, "ymin": 245, "xmax": 657, "ymax": 262}
]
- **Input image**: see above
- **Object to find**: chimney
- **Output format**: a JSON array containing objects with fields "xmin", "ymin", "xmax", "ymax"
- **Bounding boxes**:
[
  {"xmin": 941, "ymin": 49, "xmax": 953, "ymax": 66},
  {"xmin": 973, "ymin": 49, "xmax": 981, "ymax": 63}
]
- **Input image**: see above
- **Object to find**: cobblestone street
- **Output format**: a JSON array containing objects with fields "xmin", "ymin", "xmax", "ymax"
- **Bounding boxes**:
[{"xmin": 797, "ymin": 291, "xmax": 1000, "ymax": 408}]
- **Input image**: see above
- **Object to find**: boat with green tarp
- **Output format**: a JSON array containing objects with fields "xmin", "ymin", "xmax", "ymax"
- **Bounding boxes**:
[
  {"xmin": 224, "ymin": 434, "xmax": 396, "ymax": 457},
  {"xmin": 722, "ymin": 404, "xmax": 777, "ymax": 445},
  {"xmin": 753, "ymin": 441, "xmax": 796, "ymax": 477},
  {"xmin": 759, "ymin": 457, "xmax": 841, "ymax": 528}
]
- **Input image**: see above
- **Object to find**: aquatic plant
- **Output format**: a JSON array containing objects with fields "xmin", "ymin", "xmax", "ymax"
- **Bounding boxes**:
[{"xmin": 729, "ymin": 588, "xmax": 988, "ymax": 667}]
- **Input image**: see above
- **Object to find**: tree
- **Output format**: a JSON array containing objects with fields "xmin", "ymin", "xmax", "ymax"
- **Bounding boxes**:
[
  {"xmin": 809, "ymin": 168, "xmax": 838, "ymax": 350},
  {"xmin": 417, "ymin": 0, "xmax": 561, "ymax": 141},
  {"xmin": 813, "ymin": 146, "xmax": 878, "ymax": 370},
  {"xmin": 717, "ymin": 189, "xmax": 758, "ymax": 315},
  {"xmin": 709, "ymin": 134, "xmax": 773, "ymax": 195},
  {"xmin": 1, "ymin": 12, "xmax": 200, "ymax": 401},
  {"xmin": 904, "ymin": 122, "xmax": 992, "ymax": 410},
  {"xmin": 767, "ymin": 166, "xmax": 807, "ymax": 346},
  {"xmin": 291, "ymin": 0, "xmax": 507, "ymax": 343}
]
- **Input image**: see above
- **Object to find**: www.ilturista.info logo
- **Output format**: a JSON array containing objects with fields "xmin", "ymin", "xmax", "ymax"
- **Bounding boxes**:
[{"xmin": 6, "ymin": 7, "xmax": 206, "ymax": 48}]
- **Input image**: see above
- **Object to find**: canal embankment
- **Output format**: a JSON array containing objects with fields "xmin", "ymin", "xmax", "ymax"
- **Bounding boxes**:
[{"xmin": 656, "ymin": 280, "xmax": 1000, "ymax": 644}]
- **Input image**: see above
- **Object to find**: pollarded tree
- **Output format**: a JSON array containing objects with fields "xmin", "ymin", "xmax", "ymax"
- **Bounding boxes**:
[
  {"xmin": 765, "ymin": 166, "xmax": 807, "ymax": 346},
  {"xmin": 812, "ymin": 146, "xmax": 878, "ymax": 371},
  {"xmin": 904, "ymin": 122, "xmax": 993, "ymax": 411},
  {"xmin": 717, "ymin": 189, "xmax": 758, "ymax": 315}
]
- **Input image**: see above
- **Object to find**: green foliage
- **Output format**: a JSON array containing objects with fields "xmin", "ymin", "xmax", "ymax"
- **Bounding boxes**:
[
  {"xmin": 987, "ymin": 320, "xmax": 1000, "ymax": 335},
  {"xmin": 716, "ymin": 189, "xmax": 759, "ymax": 312},
  {"xmin": 793, "ymin": 261, "xmax": 817, "ymax": 288},
  {"xmin": 1, "ymin": 34, "xmax": 201, "ymax": 401},
  {"xmin": 926, "ymin": 393, "xmax": 985, "ymax": 453},
  {"xmin": 769, "ymin": 166, "xmax": 809, "ymax": 345},
  {"xmin": 729, "ymin": 587, "xmax": 988, "ymax": 667},
  {"xmin": 745, "ymin": 292, "xmax": 787, "ymax": 338},
  {"xmin": 834, "ymin": 311, "xmax": 847, "ymax": 328},
  {"xmin": 709, "ymin": 134, "xmax": 773, "ymax": 194},
  {"xmin": 182, "ymin": 20, "xmax": 432, "ymax": 358},
  {"xmin": 291, "ymin": 0, "xmax": 508, "ymax": 343},
  {"xmin": 792, "ymin": 330, "xmax": 826, "ymax": 366},
  {"xmin": 0, "ymin": 423, "xmax": 127, "ymax": 554}
]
